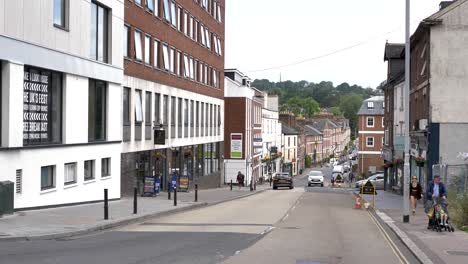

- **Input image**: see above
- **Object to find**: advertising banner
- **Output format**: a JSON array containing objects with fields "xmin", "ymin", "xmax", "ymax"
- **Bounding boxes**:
[{"xmin": 230, "ymin": 133, "xmax": 243, "ymax": 158}]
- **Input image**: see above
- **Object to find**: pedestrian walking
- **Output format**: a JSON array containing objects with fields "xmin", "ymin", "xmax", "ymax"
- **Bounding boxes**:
[
  {"xmin": 409, "ymin": 175, "xmax": 423, "ymax": 215},
  {"xmin": 237, "ymin": 171, "xmax": 243, "ymax": 189},
  {"xmin": 349, "ymin": 171, "xmax": 355, "ymax": 183}
]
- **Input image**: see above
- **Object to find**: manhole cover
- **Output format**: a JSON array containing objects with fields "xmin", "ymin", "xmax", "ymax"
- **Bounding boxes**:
[{"xmin": 447, "ymin": 251, "xmax": 468, "ymax": 256}]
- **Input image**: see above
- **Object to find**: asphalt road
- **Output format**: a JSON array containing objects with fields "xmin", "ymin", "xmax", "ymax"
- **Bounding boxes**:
[{"xmin": 0, "ymin": 167, "xmax": 418, "ymax": 264}]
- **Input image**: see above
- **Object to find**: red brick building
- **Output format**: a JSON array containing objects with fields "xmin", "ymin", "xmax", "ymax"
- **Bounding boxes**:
[
  {"xmin": 121, "ymin": 0, "xmax": 225, "ymax": 195},
  {"xmin": 224, "ymin": 69, "xmax": 262, "ymax": 184},
  {"xmin": 357, "ymin": 96, "xmax": 385, "ymax": 176}
]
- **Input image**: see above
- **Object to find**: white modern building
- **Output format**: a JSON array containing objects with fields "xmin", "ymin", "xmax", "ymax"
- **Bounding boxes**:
[
  {"xmin": 0, "ymin": 0, "xmax": 124, "ymax": 209},
  {"xmin": 261, "ymin": 93, "xmax": 282, "ymax": 180}
]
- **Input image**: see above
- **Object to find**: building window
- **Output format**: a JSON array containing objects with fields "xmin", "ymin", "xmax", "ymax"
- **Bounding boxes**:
[
  {"xmin": 162, "ymin": 44, "xmax": 170, "ymax": 71},
  {"xmin": 163, "ymin": 95, "xmax": 168, "ymax": 126},
  {"xmin": 171, "ymin": 0, "xmax": 177, "ymax": 27},
  {"xmin": 84, "ymin": 160, "xmax": 95, "ymax": 181},
  {"xmin": 135, "ymin": 90, "xmax": 143, "ymax": 141},
  {"xmin": 183, "ymin": 54, "xmax": 189, "ymax": 78},
  {"xmin": 155, "ymin": 0, "xmax": 160, "ymax": 16},
  {"xmin": 382, "ymin": 117, "xmax": 385, "ymax": 128},
  {"xmin": 189, "ymin": 57, "xmax": 194, "ymax": 79},
  {"xmin": 123, "ymin": 87, "xmax": 131, "ymax": 142},
  {"xmin": 178, "ymin": 98, "xmax": 182, "ymax": 138},
  {"xmin": 163, "ymin": 0, "xmax": 171, "ymax": 22},
  {"xmin": 16, "ymin": 170, "xmax": 22, "ymax": 194},
  {"xmin": 177, "ymin": 7, "xmax": 182, "ymax": 31},
  {"xmin": 190, "ymin": 100, "xmax": 194, "ymax": 134},
  {"xmin": 154, "ymin": 40, "xmax": 160, "ymax": 68},
  {"xmin": 184, "ymin": 99, "xmax": 189, "ymax": 137},
  {"xmin": 171, "ymin": 96, "xmax": 176, "ymax": 138},
  {"xmin": 90, "ymin": 2, "xmax": 109, "ymax": 63},
  {"xmin": 64, "ymin": 162, "xmax": 77, "ymax": 185},
  {"xmin": 23, "ymin": 67, "xmax": 62, "ymax": 146},
  {"xmin": 366, "ymin": 137, "xmax": 374, "ymax": 147},
  {"xmin": 217, "ymin": 105, "xmax": 221, "ymax": 135},
  {"xmin": 176, "ymin": 51, "xmax": 181, "ymax": 76},
  {"xmin": 196, "ymin": 101, "xmax": 200, "ymax": 136},
  {"xmin": 205, "ymin": 27, "xmax": 211, "ymax": 49},
  {"xmin": 367, "ymin": 101, "xmax": 374, "ymax": 109},
  {"xmin": 54, "ymin": 0, "xmax": 67, "ymax": 28},
  {"xmin": 88, "ymin": 79, "xmax": 107, "ymax": 142},
  {"xmin": 102, "ymin": 158, "xmax": 111, "ymax": 177},
  {"xmin": 201, "ymin": 102, "xmax": 204, "ymax": 136},
  {"xmin": 145, "ymin": 92, "xmax": 152, "ymax": 140},
  {"xmin": 41, "ymin": 165, "xmax": 55, "ymax": 190},
  {"xmin": 135, "ymin": 0, "xmax": 142, "ymax": 6},
  {"xmin": 200, "ymin": 24, "xmax": 206, "ymax": 46},
  {"xmin": 194, "ymin": 20, "xmax": 199, "ymax": 42},
  {"xmin": 146, "ymin": 0, "xmax": 154, "ymax": 12},
  {"xmin": 134, "ymin": 30, "xmax": 143, "ymax": 62},
  {"xmin": 154, "ymin": 93, "xmax": 160, "ymax": 124},
  {"xmin": 184, "ymin": 11, "xmax": 188, "ymax": 35},
  {"xmin": 366, "ymin": 117, "xmax": 374, "ymax": 128},
  {"xmin": 144, "ymin": 35, "xmax": 151, "ymax": 64},
  {"xmin": 170, "ymin": 47, "xmax": 175, "ymax": 73},
  {"xmin": 124, "ymin": 25, "xmax": 130, "ymax": 58}
]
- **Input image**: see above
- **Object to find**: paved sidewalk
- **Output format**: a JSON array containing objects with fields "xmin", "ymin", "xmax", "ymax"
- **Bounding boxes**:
[
  {"xmin": 366, "ymin": 191, "xmax": 468, "ymax": 264},
  {"xmin": 0, "ymin": 185, "xmax": 269, "ymax": 241}
]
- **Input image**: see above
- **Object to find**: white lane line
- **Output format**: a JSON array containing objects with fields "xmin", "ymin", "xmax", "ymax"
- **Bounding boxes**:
[{"xmin": 282, "ymin": 214, "xmax": 289, "ymax": 222}]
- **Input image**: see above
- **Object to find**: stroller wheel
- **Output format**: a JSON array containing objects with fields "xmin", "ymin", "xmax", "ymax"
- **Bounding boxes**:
[{"xmin": 451, "ymin": 227, "xmax": 455, "ymax": 232}]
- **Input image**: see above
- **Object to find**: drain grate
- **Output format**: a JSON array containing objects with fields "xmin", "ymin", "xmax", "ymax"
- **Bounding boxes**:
[{"xmin": 447, "ymin": 251, "xmax": 468, "ymax": 256}]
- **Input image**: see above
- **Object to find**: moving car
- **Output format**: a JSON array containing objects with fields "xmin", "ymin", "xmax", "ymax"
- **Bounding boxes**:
[
  {"xmin": 308, "ymin": 171, "xmax": 324, "ymax": 187},
  {"xmin": 333, "ymin": 165, "xmax": 344, "ymax": 174},
  {"xmin": 273, "ymin": 172, "xmax": 294, "ymax": 190},
  {"xmin": 355, "ymin": 173, "xmax": 384, "ymax": 190}
]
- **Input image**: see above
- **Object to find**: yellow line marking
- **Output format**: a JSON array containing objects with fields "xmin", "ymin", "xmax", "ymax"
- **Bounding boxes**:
[{"xmin": 368, "ymin": 211, "xmax": 409, "ymax": 264}]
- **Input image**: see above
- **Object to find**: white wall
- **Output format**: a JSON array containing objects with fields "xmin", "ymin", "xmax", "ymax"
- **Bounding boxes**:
[
  {"xmin": 0, "ymin": 0, "xmax": 123, "ymax": 69},
  {"xmin": 0, "ymin": 144, "xmax": 121, "ymax": 209},
  {"xmin": 430, "ymin": 1, "xmax": 468, "ymax": 123}
]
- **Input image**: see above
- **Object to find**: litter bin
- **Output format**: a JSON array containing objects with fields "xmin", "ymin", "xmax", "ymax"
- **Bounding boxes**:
[{"xmin": 0, "ymin": 181, "xmax": 14, "ymax": 216}]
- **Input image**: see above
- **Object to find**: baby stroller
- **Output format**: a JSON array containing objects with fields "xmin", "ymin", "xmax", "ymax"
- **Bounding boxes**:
[{"xmin": 426, "ymin": 199, "xmax": 455, "ymax": 232}]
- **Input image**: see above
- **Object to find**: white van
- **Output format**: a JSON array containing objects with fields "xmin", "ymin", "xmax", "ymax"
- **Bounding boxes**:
[{"xmin": 333, "ymin": 165, "xmax": 344, "ymax": 174}]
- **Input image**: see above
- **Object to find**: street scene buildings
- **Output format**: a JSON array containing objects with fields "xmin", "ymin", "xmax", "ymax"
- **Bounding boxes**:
[{"xmin": 2, "ymin": 1, "xmax": 468, "ymax": 264}]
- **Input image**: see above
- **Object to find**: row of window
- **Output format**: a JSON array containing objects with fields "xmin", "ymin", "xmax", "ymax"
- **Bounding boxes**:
[
  {"xmin": 130, "ymin": 0, "xmax": 223, "ymax": 56},
  {"xmin": 40, "ymin": 158, "xmax": 111, "ymax": 191},
  {"xmin": 194, "ymin": 0, "xmax": 222, "ymax": 22},
  {"xmin": 123, "ymin": 89, "xmax": 222, "ymax": 142},
  {"xmin": 366, "ymin": 117, "xmax": 384, "ymax": 128},
  {"xmin": 125, "ymin": 26, "xmax": 220, "ymax": 88}
]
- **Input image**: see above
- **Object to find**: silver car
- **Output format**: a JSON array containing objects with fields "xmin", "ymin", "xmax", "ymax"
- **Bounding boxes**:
[{"xmin": 355, "ymin": 173, "xmax": 384, "ymax": 190}]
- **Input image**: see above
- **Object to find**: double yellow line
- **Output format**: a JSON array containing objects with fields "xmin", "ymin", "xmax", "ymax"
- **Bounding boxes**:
[{"xmin": 368, "ymin": 211, "xmax": 410, "ymax": 264}]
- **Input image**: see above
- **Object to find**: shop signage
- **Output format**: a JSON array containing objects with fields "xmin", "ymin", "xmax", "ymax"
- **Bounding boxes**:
[
  {"xmin": 230, "ymin": 133, "xmax": 243, "ymax": 158},
  {"xmin": 179, "ymin": 176, "xmax": 189, "ymax": 192},
  {"xmin": 23, "ymin": 71, "xmax": 49, "ymax": 142},
  {"xmin": 253, "ymin": 138, "xmax": 263, "ymax": 148},
  {"xmin": 154, "ymin": 129, "xmax": 166, "ymax": 145},
  {"xmin": 143, "ymin": 177, "xmax": 156, "ymax": 196}
]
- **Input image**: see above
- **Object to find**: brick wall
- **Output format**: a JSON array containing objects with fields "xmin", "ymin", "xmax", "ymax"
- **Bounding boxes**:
[{"xmin": 224, "ymin": 98, "xmax": 246, "ymax": 159}]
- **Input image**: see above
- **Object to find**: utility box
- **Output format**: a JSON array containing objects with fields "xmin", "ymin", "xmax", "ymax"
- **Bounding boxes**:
[{"xmin": 0, "ymin": 181, "xmax": 14, "ymax": 216}]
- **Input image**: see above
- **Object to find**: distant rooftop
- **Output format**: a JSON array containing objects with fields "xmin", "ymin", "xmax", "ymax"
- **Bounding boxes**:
[{"xmin": 358, "ymin": 96, "xmax": 384, "ymax": 115}]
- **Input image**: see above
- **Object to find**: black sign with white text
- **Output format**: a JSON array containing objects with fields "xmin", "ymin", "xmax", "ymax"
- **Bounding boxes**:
[{"xmin": 23, "ymin": 70, "xmax": 50, "ymax": 143}]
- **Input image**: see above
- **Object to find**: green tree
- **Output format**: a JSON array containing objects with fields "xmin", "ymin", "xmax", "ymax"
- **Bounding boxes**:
[
  {"xmin": 329, "ymin": 106, "xmax": 342, "ymax": 116},
  {"xmin": 305, "ymin": 155, "xmax": 312, "ymax": 168},
  {"xmin": 339, "ymin": 94, "xmax": 364, "ymax": 134}
]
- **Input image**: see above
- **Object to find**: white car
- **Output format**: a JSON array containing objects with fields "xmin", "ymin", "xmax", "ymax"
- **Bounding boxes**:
[{"xmin": 308, "ymin": 171, "xmax": 324, "ymax": 187}]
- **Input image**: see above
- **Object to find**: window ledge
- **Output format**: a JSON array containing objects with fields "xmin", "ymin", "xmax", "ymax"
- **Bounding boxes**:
[
  {"xmin": 101, "ymin": 176, "xmax": 112, "ymax": 181},
  {"xmin": 53, "ymin": 24, "xmax": 69, "ymax": 32},
  {"xmin": 64, "ymin": 183, "xmax": 78, "ymax": 189},
  {"xmin": 84, "ymin": 179, "xmax": 96, "ymax": 185},
  {"xmin": 40, "ymin": 188, "xmax": 57, "ymax": 195}
]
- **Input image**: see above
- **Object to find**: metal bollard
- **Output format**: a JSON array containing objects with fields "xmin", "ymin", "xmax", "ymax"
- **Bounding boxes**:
[
  {"xmin": 104, "ymin": 189, "xmax": 109, "ymax": 220},
  {"xmin": 254, "ymin": 182, "xmax": 257, "ymax": 191},
  {"xmin": 250, "ymin": 180, "xmax": 253, "ymax": 192},
  {"xmin": 230, "ymin": 179, "xmax": 233, "ymax": 191},
  {"xmin": 133, "ymin": 187, "xmax": 137, "ymax": 215},
  {"xmin": 168, "ymin": 184, "xmax": 171, "ymax": 200},
  {"xmin": 269, "ymin": 177, "xmax": 272, "ymax": 187},
  {"xmin": 174, "ymin": 187, "xmax": 177, "ymax": 206},
  {"xmin": 194, "ymin": 184, "xmax": 198, "ymax": 202}
]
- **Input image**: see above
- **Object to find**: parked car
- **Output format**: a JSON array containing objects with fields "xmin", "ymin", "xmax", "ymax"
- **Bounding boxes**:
[
  {"xmin": 355, "ymin": 173, "xmax": 384, "ymax": 190},
  {"xmin": 308, "ymin": 171, "xmax": 324, "ymax": 187},
  {"xmin": 273, "ymin": 173, "xmax": 294, "ymax": 190}
]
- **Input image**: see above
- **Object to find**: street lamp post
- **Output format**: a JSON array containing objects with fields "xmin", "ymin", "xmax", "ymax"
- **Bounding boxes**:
[{"xmin": 403, "ymin": 0, "xmax": 411, "ymax": 223}]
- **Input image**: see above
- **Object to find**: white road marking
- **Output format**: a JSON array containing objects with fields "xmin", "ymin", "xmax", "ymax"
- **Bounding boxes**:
[{"xmin": 234, "ymin": 250, "xmax": 241, "ymax": 255}]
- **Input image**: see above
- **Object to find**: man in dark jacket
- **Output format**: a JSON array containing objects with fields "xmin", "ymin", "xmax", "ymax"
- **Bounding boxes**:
[{"xmin": 426, "ymin": 175, "xmax": 447, "ymax": 201}]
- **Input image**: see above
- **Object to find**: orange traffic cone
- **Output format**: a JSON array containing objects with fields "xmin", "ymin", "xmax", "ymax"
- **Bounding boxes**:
[{"xmin": 355, "ymin": 194, "xmax": 361, "ymax": 209}]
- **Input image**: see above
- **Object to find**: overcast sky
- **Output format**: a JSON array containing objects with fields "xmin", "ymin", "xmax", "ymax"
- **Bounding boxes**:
[{"xmin": 225, "ymin": 0, "xmax": 444, "ymax": 88}]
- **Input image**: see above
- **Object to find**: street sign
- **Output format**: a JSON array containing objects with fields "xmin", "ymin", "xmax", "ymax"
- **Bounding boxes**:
[
  {"xmin": 179, "ymin": 176, "xmax": 189, "ymax": 192},
  {"xmin": 361, "ymin": 180, "xmax": 376, "ymax": 195},
  {"xmin": 154, "ymin": 130, "xmax": 165, "ymax": 145}
]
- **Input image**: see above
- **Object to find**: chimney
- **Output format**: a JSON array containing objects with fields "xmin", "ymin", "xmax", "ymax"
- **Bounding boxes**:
[{"xmin": 439, "ymin": 1, "xmax": 453, "ymax": 10}]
